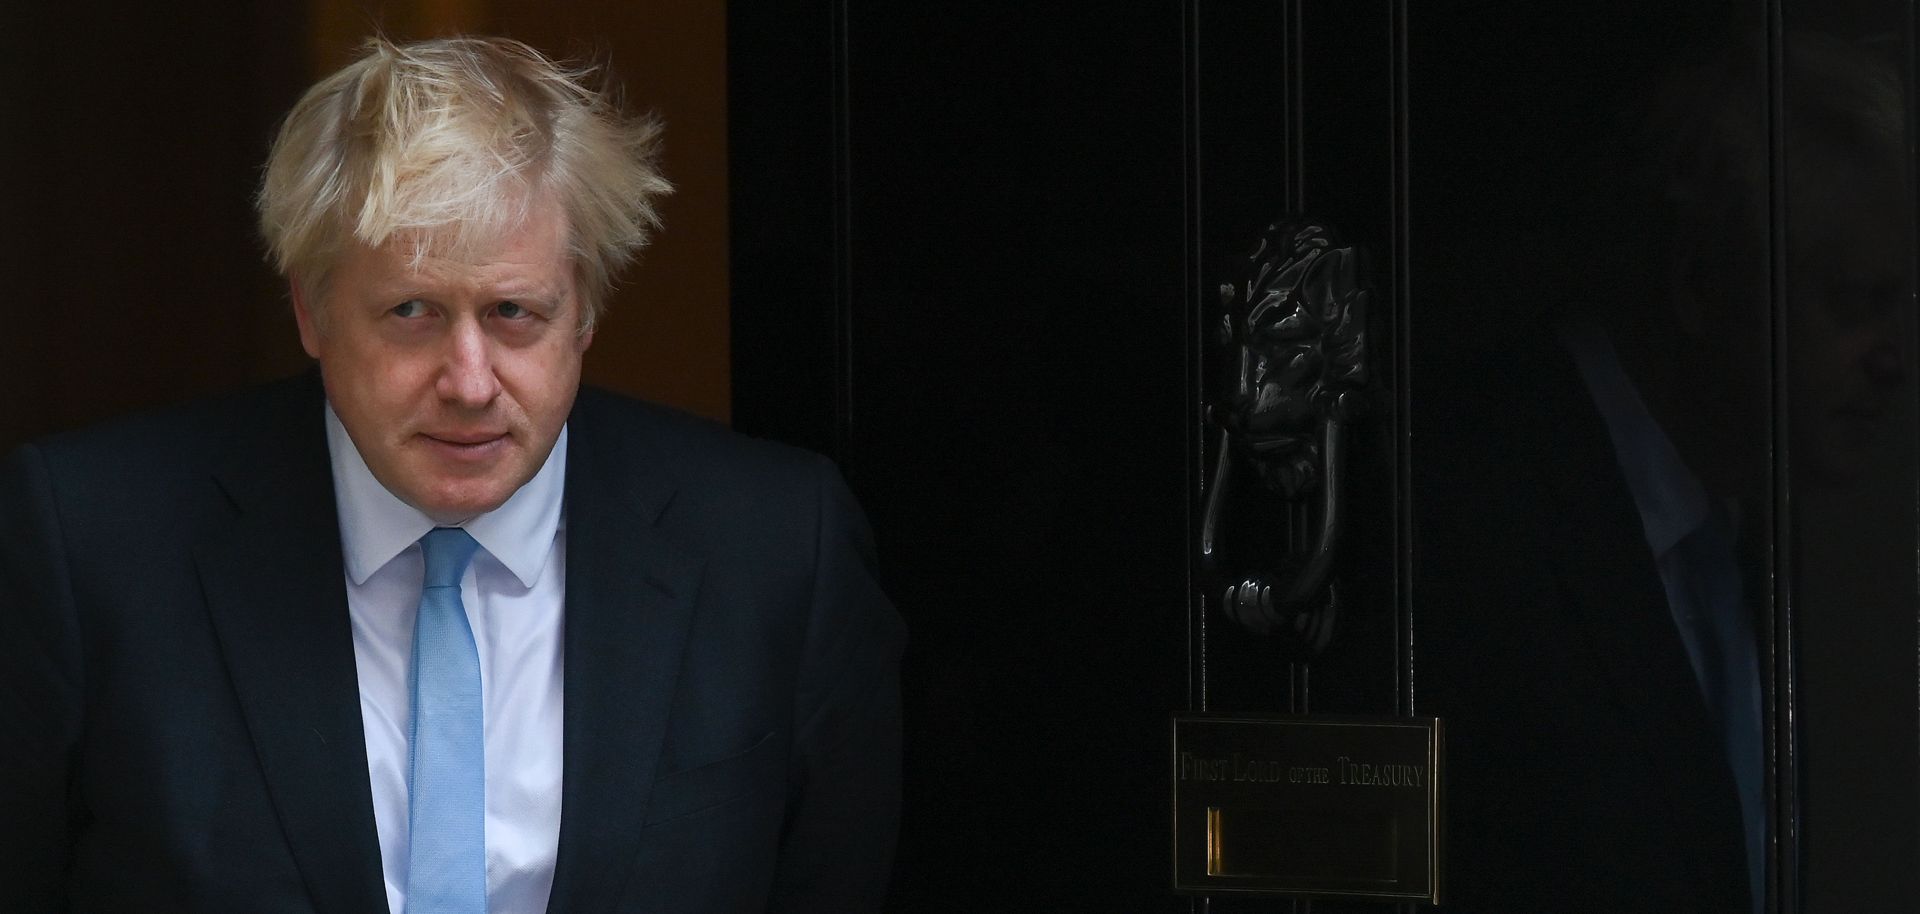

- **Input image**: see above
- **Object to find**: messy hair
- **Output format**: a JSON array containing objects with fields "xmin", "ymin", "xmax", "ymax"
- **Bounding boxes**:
[{"xmin": 257, "ymin": 35, "xmax": 672, "ymax": 332}]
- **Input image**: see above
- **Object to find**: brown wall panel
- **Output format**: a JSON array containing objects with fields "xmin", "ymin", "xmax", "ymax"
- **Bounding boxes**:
[{"xmin": 1, "ymin": 0, "xmax": 310, "ymax": 453}]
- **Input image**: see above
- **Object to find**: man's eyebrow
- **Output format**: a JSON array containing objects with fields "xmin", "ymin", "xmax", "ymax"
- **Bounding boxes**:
[
  {"xmin": 365, "ymin": 277, "xmax": 567, "ymax": 304},
  {"xmin": 357, "ymin": 282, "xmax": 423, "ymax": 304},
  {"xmin": 494, "ymin": 281, "xmax": 565, "ymax": 303}
]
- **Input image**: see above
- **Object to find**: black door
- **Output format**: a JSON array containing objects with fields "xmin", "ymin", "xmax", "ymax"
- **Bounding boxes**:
[{"xmin": 730, "ymin": 2, "xmax": 1919, "ymax": 910}]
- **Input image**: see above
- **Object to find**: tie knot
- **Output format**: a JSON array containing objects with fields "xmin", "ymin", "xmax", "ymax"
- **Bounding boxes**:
[{"xmin": 419, "ymin": 527, "xmax": 481, "ymax": 589}]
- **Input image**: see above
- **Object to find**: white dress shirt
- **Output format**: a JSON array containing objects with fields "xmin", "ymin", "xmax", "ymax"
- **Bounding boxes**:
[{"xmin": 324, "ymin": 405, "xmax": 567, "ymax": 914}]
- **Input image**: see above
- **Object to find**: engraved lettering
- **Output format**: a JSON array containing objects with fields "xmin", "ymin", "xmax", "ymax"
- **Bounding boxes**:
[
  {"xmin": 1336, "ymin": 755, "xmax": 1424, "ymax": 788},
  {"xmin": 1180, "ymin": 751, "xmax": 1231, "ymax": 781},
  {"xmin": 1231, "ymin": 753, "xmax": 1285, "ymax": 783}
]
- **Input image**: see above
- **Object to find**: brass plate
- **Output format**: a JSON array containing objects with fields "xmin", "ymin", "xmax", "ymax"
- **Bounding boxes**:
[{"xmin": 1172, "ymin": 713, "xmax": 1444, "ymax": 903}]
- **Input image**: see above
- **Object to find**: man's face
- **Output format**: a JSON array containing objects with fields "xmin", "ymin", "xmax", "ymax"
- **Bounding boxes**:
[
  {"xmin": 1788, "ymin": 231, "xmax": 1910, "ymax": 484},
  {"xmin": 1787, "ymin": 168, "xmax": 1912, "ymax": 485},
  {"xmin": 295, "ymin": 201, "xmax": 591, "ymax": 523}
]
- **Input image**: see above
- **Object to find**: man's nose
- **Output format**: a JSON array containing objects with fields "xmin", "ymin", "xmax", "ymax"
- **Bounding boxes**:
[{"xmin": 437, "ymin": 319, "xmax": 502, "ymax": 407}]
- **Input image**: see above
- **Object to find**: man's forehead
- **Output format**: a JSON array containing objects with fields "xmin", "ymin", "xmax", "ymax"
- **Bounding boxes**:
[
  {"xmin": 363, "ymin": 259, "xmax": 571, "ymax": 302},
  {"xmin": 352, "ymin": 213, "xmax": 575, "ymax": 299}
]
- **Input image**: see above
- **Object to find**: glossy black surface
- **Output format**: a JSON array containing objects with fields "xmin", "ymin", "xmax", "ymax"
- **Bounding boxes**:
[
  {"xmin": 1779, "ymin": 12, "xmax": 1919, "ymax": 908},
  {"xmin": 1407, "ymin": 7, "xmax": 1772, "ymax": 911},
  {"xmin": 731, "ymin": 1, "xmax": 1918, "ymax": 910},
  {"xmin": 1202, "ymin": 219, "xmax": 1372, "ymax": 649}
]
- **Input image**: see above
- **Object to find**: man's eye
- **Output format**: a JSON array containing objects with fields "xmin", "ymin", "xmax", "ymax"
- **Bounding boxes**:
[
  {"xmin": 392, "ymin": 299, "xmax": 428, "ymax": 318},
  {"xmin": 497, "ymin": 301, "xmax": 532, "ymax": 320}
]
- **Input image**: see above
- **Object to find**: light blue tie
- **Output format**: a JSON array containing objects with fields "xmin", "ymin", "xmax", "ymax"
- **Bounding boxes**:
[{"xmin": 406, "ymin": 527, "xmax": 487, "ymax": 913}]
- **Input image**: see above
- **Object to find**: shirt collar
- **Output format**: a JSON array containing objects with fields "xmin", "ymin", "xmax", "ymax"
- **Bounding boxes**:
[
  {"xmin": 1559, "ymin": 321, "xmax": 1712, "ymax": 557},
  {"xmin": 324, "ymin": 403, "xmax": 567, "ymax": 588}
]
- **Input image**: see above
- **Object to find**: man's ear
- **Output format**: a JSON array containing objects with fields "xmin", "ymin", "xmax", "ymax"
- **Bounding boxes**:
[{"xmin": 290, "ymin": 277, "xmax": 323, "ymax": 359}]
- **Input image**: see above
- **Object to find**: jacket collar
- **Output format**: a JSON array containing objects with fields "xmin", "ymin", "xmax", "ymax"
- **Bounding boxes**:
[
  {"xmin": 543, "ymin": 388, "xmax": 703, "ymax": 914},
  {"xmin": 194, "ymin": 373, "xmax": 391, "ymax": 914}
]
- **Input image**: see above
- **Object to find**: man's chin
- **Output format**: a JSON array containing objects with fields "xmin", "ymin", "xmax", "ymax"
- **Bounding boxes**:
[
  {"xmin": 387, "ymin": 442, "xmax": 534, "ymax": 518},
  {"xmin": 402, "ymin": 481, "xmax": 519, "ymax": 525}
]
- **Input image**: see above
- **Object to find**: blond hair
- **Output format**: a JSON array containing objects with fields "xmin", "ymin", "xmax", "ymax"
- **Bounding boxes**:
[{"xmin": 257, "ymin": 35, "xmax": 672, "ymax": 332}]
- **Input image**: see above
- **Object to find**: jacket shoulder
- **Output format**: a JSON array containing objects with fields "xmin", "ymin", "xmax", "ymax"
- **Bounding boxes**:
[
  {"xmin": 571, "ymin": 386, "xmax": 829, "ymax": 486},
  {"xmin": 20, "ymin": 375, "xmax": 320, "ymax": 470},
  {"xmin": 8, "ymin": 375, "xmax": 323, "ymax": 524}
]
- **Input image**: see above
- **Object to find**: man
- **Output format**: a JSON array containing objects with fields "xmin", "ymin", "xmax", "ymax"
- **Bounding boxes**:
[{"xmin": 0, "ymin": 36, "xmax": 903, "ymax": 913}]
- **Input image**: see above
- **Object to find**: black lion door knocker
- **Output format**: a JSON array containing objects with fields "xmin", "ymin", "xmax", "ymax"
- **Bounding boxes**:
[{"xmin": 1200, "ymin": 218, "xmax": 1371, "ymax": 653}]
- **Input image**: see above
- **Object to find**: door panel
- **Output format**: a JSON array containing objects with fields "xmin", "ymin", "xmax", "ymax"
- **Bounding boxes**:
[
  {"xmin": 729, "ymin": 2, "xmax": 1920, "ymax": 909},
  {"xmin": 830, "ymin": 6, "xmax": 1191, "ymax": 908},
  {"xmin": 1406, "ymin": 6, "xmax": 1771, "ymax": 911}
]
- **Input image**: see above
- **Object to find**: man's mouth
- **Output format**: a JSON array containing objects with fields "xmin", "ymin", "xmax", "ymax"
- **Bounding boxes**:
[
  {"xmin": 427, "ymin": 431, "xmax": 508, "ymax": 445},
  {"xmin": 419, "ymin": 432, "xmax": 511, "ymax": 459}
]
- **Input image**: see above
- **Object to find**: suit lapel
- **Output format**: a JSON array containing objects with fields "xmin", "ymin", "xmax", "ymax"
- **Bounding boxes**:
[
  {"xmin": 1520, "ymin": 337, "xmax": 1753, "ymax": 894},
  {"xmin": 1518, "ymin": 344, "xmax": 1720, "ymax": 742},
  {"xmin": 546, "ymin": 393, "xmax": 703, "ymax": 914},
  {"xmin": 194, "ymin": 377, "xmax": 389, "ymax": 914}
]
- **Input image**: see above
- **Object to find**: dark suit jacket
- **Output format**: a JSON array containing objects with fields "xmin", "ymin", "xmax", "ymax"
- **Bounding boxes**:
[
  {"xmin": 0, "ymin": 374, "xmax": 905, "ymax": 913},
  {"xmin": 1416, "ymin": 332, "xmax": 1752, "ymax": 913}
]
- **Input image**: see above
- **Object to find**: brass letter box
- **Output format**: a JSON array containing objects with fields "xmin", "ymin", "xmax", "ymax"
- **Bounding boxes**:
[{"xmin": 1172, "ymin": 714, "xmax": 1444, "ymax": 903}]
